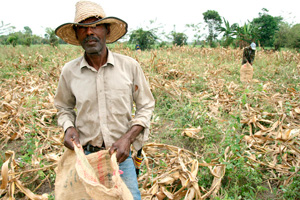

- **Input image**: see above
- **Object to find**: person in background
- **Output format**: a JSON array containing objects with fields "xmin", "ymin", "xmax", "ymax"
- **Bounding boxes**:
[
  {"xmin": 242, "ymin": 42, "xmax": 256, "ymax": 65},
  {"xmin": 135, "ymin": 44, "xmax": 141, "ymax": 50},
  {"xmin": 54, "ymin": 1, "xmax": 155, "ymax": 199}
]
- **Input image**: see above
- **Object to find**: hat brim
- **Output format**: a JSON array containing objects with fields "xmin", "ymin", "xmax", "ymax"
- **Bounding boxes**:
[{"xmin": 55, "ymin": 17, "xmax": 128, "ymax": 45}]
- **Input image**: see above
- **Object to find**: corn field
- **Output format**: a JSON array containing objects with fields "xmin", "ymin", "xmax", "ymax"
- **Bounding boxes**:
[{"xmin": 0, "ymin": 44, "xmax": 299, "ymax": 199}]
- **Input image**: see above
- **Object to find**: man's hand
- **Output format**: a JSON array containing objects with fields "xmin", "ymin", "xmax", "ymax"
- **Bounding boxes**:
[
  {"xmin": 109, "ymin": 125, "xmax": 144, "ymax": 163},
  {"xmin": 109, "ymin": 136, "xmax": 131, "ymax": 163},
  {"xmin": 64, "ymin": 127, "xmax": 80, "ymax": 150}
]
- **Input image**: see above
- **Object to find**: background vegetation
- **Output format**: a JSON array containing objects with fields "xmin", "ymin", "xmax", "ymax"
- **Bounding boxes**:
[{"xmin": 0, "ymin": 8, "xmax": 299, "ymax": 51}]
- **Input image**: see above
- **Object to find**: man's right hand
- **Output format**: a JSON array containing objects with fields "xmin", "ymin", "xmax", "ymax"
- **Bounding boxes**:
[{"xmin": 64, "ymin": 127, "xmax": 80, "ymax": 150}]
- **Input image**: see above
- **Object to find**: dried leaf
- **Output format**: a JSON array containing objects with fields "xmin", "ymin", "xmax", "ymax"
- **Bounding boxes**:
[{"xmin": 181, "ymin": 128, "xmax": 203, "ymax": 139}]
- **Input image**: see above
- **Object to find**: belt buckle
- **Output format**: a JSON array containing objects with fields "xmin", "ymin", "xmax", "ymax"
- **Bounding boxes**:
[
  {"xmin": 85, "ymin": 144, "xmax": 105, "ymax": 153},
  {"xmin": 86, "ymin": 144, "xmax": 100, "ymax": 152},
  {"xmin": 86, "ymin": 144, "xmax": 92, "ymax": 152},
  {"xmin": 92, "ymin": 145, "xmax": 96, "ymax": 152}
]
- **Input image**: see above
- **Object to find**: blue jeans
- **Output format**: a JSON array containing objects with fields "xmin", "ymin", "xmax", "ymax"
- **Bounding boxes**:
[{"xmin": 84, "ymin": 150, "xmax": 141, "ymax": 200}]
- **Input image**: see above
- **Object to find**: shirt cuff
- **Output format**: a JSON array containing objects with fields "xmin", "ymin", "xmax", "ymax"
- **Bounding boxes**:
[
  {"xmin": 130, "ymin": 119, "xmax": 150, "ymax": 151},
  {"xmin": 63, "ymin": 120, "xmax": 74, "ymax": 132},
  {"xmin": 130, "ymin": 119, "xmax": 147, "ymax": 129}
]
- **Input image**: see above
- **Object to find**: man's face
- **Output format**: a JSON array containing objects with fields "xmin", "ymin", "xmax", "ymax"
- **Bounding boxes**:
[{"xmin": 75, "ymin": 17, "xmax": 109, "ymax": 55}]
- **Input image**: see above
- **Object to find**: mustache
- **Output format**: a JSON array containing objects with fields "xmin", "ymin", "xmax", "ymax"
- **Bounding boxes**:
[{"xmin": 83, "ymin": 36, "xmax": 100, "ymax": 43}]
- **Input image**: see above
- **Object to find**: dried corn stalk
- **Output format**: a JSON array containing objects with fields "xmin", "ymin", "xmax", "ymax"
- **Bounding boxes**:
[{"xmin": 138, "ymin": 143, "xmax": 227, "ymax": 200}]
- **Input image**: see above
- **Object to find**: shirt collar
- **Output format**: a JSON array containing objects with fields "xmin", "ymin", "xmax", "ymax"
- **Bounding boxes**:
[
  {"xmin": 106, "ymin": 49, "xmax": 115, "ymax": 67},
  {"xmin": 80, "ymin": 49, "xmax": 115, "ymax": 70}
]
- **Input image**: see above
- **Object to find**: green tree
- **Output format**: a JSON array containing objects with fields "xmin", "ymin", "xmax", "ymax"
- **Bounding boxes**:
[
  {"xmin": 0, "ymin": 35, "xmax": 9, "ymax": 45},
  {"xmin": 129, "ymin": 28, "xmax": 158, "ymax": 50},
  {"xmin": 7, "ymin": 34, "xmax": 18, "ymax": 47},
  {"xmin": 217, "ymin": 18, "xmax": 237, "ymax": 47},
  {"xmin": 289, "ymin": 24, "xmax": 300, "ymax": 50},
  {"xmin": 45, "ymin": 27, "xmax": 59, "ymax": 47},
  {"xmin": 203, "ymin": 10, "xmax": 222, "ymax": 47},
  {"xmin": 24, "ymin": 26, "xmax": 32, "ymax": 35},
  {"xmin": 23, "ymin": 26, "xmax": 32, "ymax": 46},
  {"xmin": 233, "ymin": 22, "xmax": 258, "ymax": 48},
  {"xmin": 31, "ymin": 35, "xmax": 44, "ymax": 45},
  {"xmin": 252, "ymin": 8, "xmax": 282, "ymax": 47},
  {"xmin": 274, "ymin": 22, "xmax": 290, "ymax": 50},
  {"xmin": 274, "ymin": 23, "xmax": 300, "ymax": 50},
  {"xmin": 23, "ymin": 37, "xmax": 32, "ymax": 46},
  {"xmin": 170, "ymin": 31, "xmax": 187, "ymax": 46}
]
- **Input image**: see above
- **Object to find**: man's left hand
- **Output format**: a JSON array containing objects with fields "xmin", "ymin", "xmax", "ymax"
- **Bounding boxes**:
[
  {"xmin": 109, "ymin": 136, "xmax": 131, "ymax": 163},
  {"xmin": 109, "ymin": 125, "xmax": 144, "ymax": 163}
]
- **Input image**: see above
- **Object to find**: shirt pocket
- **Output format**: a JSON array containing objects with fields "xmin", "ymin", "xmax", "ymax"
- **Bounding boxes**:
[{"xmin": 109, "ymin": 88, "xmax": 132, "ymax": 115}]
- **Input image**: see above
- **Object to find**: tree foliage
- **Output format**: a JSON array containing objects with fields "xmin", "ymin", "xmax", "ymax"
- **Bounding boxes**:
[
  {"xmin": 0, "ymin": 25, "xmax": 57, "ymax": 46},
  {"xmin": 7, "ymin": 34, "xmax": 18, "ymax": 47},
  {"xmin": 170, "ymin": 31, "xmax": 187, "ymax": 46},
  {"xmin": 290, "ymin": 24, "xmax": 300, "ymax": 50},
  {"xmin": 23, "ymin": 26, "xmax": 32, "ymax": 36},
  {"xmin": 275, "ymin": 23, "xmax": 300, "ymax": 50},
  {"xmin": 234, "ymin": 22, "xmax": 258, "ymax": 48},
  {"xmin": 217, "ymin": 18, "xmax": 237, "ymax": 47},
  {"xmin": 274, "ymin": 22, "xmax": 291, "ymax": 50},
  {"xmin": 45, "ymin": 28, "xmax": 59, "ymax": 47},
  {"xmin": 203, "ymin": 10, "xmax": 222, "ymax": 47},
  {"xmin": 252, "ymin": 8, "xmax": 282, "ymax": 47},
  {"xmin": 23, "ymin": 26, "xmax": 33, "ymax": 46},
  {"xmin": 0, "ymin": 9, "xmax": 298, "ymax": 50},
  {"xmin": 129, "ymin": 28, "xmax": 158, "ymax": 50}
]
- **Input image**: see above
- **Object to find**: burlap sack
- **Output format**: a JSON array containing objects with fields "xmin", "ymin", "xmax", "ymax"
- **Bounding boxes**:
[
  {"xmin": 55, "ymin": 145, "xmax": 133, "ymax": 200},
  {"xmin": 240, "ymin": 63, "xmax": 253, "ymax": 83}
]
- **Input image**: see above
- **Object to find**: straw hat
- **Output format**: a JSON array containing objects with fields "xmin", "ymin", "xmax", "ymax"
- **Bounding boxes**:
[{"xmin": 55, "ymin": 0, "xmax": 128, "ymax": 45}]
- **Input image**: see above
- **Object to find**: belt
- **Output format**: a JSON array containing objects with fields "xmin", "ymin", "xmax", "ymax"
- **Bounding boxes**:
[{"xmin": 83, "ymin": 144, "xmax": 105, "ymax": 153}]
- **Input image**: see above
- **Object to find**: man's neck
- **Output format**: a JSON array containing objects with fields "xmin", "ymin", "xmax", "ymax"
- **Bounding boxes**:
[{"xmin": 85, "ymin": 48, "xmax": 108, "ymax": 71}]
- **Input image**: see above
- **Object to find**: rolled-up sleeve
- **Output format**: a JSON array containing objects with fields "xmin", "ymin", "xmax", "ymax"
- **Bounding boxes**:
[
  {"xmin": 130, "ymin": 63, "xmax": 155, "ymax": 148},
  {"xmin": 54, "ymin": 68, "xmax": 76, "ymax": 132}
]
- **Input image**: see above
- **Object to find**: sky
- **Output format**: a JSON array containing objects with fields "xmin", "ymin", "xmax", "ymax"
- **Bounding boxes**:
[{"xmin": 0, "ymin": 0, "xmax": 299, "ymax": 41}]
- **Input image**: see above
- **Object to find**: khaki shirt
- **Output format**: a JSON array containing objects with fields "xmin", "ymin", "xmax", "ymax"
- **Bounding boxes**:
[{"xmin": 54, "ymin": 50, "xmax": 155, "ymax": 150}]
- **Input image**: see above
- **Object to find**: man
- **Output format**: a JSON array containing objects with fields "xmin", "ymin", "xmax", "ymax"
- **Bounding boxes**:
[
  {"xmin": 242, "ymin": 42, "xmax": 256, "ymax": 65},
  {"xmin": 54, "ymin": 1, "xmax": 155, "ymax": 199}
]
